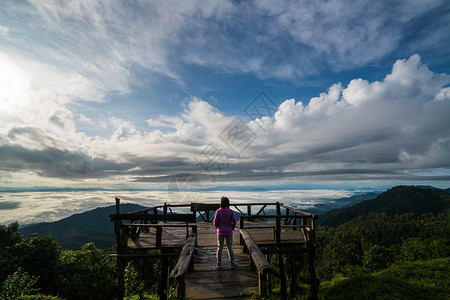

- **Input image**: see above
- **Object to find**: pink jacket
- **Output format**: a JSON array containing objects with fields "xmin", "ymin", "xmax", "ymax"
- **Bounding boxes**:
[{"xmin": 213, "ymin": 207, "xmax": 237, "ymax": 236}]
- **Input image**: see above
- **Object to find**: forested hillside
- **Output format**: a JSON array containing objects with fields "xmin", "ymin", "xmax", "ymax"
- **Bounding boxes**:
[{"xmin": 318, "ymin": 185, "xmax": 450, "ymax": 227}]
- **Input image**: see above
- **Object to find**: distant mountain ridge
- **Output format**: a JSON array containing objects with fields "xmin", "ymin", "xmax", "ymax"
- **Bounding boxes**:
[
  {"xmin": 318, "ymin": 185, "xmax": 450, "ymax": 227},
  {"xmin": 20, "ymin": 203, "xmax": 146, "ymax": 250},
  {"xmin": 306, "ymin": 192, "xmax": 381, "ymax": 215}
]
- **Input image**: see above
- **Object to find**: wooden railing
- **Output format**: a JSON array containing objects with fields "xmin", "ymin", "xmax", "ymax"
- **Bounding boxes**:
[
  {"xmin": 280, "ymin": 204, "xmax": 318, "ymax": 246},
  {"xmin": 111, "ymin": 200, "xmax": 317, "ymax": 250},
  {"xmin": 115, "ymin": 201, "xmax": 281, "ymax": 236},
  {"xmin": 110, "ymin": 199, "xmax": 318, "ymax": 300},
  {"xmin": 110, "ymin": 213, "xmax": 197, "ymax": 250},
  {"xmin": 169, "ymin": 234, "xmax": 197, "ymax": 298},
  {"xmin": 239, "ymin": 203, "xmax": 317, "ymax": 245},
  {"xmin": 238, "ymin": 203, "xmax": 318, "ymax": 299},
  {"xmin": 190, "ymin": 202, "xmax": 280, "ymax": 222}
]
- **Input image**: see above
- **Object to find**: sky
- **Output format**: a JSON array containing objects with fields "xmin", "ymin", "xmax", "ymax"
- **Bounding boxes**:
[{"xmin": 1, "ymin": 0, "xmax": 450, "ymax": 190}]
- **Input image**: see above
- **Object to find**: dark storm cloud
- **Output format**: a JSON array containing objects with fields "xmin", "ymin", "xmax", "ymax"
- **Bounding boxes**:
[{"xmin": 0, "ymin": 143, "xmax": 132, "ymax": 179}]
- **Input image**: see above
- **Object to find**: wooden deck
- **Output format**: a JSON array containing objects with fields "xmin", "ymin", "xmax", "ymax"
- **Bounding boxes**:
[{"xmin": 126, "ymin": 221, "xmax": 306, "ymax": 299}]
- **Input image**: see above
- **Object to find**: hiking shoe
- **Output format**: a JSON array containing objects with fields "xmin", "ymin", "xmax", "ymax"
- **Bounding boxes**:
[
  {"xmin": 231, "ymin": 263, "xmax": 237, "ymax": 270},
  {"xmin": 216, "ymin": 265, "xmax": 222, "ymax": 271}
]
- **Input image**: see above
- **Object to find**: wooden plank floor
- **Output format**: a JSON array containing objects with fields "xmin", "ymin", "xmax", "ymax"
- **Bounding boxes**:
[
  {"xmin": 127, "ymin": 222, "xmax": 191, "ymax": 249},
  {"xmin": 185, "ymin": 223, "xmax": 257, "ymax": 299},
  {"xmin": 126, "ymin": 221, "xmax": 307, "ymax": 298}
]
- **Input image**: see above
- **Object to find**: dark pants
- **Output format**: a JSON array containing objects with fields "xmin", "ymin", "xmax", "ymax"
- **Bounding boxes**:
[{"xmin": 216, "ymin": 235, "xmax": 234, "ymax": 266}]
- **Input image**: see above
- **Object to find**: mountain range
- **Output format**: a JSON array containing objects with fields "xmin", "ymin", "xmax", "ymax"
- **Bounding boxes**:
[{"xmin": 19, "ymin": 185, "xmax": 449, "ymax": 250}]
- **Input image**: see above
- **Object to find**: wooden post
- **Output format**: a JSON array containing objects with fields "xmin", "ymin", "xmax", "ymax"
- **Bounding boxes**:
[
  {"xmin": 120, "ymin": 226, "xmax": 130, "ymax": 249},
  {"xmin": 276, "ymin": 202, "xmax": 281, "ymax": 216},
  {"xmin": 175, "ymin": 276, "xmax": 186, "ymax": 299},
  {"xmin": 247, "ymin": 205, "xmax": 252, "ymax": 221},
  {"xmin": 301, "ymin": 216, "xmax": 306, "ymax": 226},
  {"xmin": 156, "ymin": 227, "xmax": 163, "ymax": 247},
  {"xmin": 152, "ymin": 208, "xmax": 158, "ymax": 224},
  {"xmin": 266, "ymin": 253, "xmax": 271, "ymax": 295},
  {"xmin": 158, "ymin": 255, "xmax": 169, "ymax": 300},
  {"xmin": 279, "ymin": 252, "xmax": 287, "ymax": 300},
  {"xmin": 293, "ymin": 212, "xmax": 297, "ymax": 227},
  {"xmin": 311, "ymin": 216, "xmax": 316, "ymax": 246},
  {"xmin": 301, "ymin": 216, "xmax": 308, "ymax": 243},
  {"xmin": 275, "ymin": 216, "xmax": 281, "ymax": 244},
  {"xmin": 115, "ymin": 197, "xmax": 121, "ymax": 214},
  {"xmin": 309, "ymin": 250, "xmax": 318, "ymax": 300},
  {"xmin": 284, "ymin": 207, "xmax": 290, "ymax": 225},
  {"xmin": 117, "ymin": 258, "xmax": 126, "ymax": 300},
  {"xmin": 289, "ymin": 252, "xmax": 298, "ymax": 297},
  {"xmin": 193, "ymin": 225, "xmax": 198, "ymax": 246},
  {"xmin": 250, "ymin": 255, "xmax": 256, "ymax": 271},
  {"xmin": 114, "ymin": 198, "xmax": 125, "ymax": 300},
  {"xmin": 309, "ymin": 215, "xmax": 318, "ymax": 300},
  {"xmin": 259, "ymin": 271, "xmax": 268, "ymax": 297},
  {"xmin": 163, "ymin": 202, "xmax": 167, "ymax": 223}
]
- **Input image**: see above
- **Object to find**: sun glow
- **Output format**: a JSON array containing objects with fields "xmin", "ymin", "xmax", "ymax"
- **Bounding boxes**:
[{"xmin": 0, "ymin": 54, "xmax": 30, "ymax": 114}]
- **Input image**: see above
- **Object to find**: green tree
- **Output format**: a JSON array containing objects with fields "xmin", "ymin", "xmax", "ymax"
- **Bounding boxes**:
[
  {"xmin": 0, "ymin": 222, "xmax": 24, "ymax": 283},
  {"xmin": 318, "ymin": 228, "xmax": 364, "ymax": 279},
  {"xmin": 0, "ymin": 222, "xmax": 22, "ymax": 249},
  {"xmin": 58, "ymin": 243, "xmax": 116, "ymax": 300},
  {"xmin": 317, "ymin": 213, "xmax": 450, "ymax": 280},
  {"xmin": 11, "ymin": 234, "xmax": 61, "ymax": 295},
  {"xmin": 398, "ymin": 238, "xmax": 449, "ymax": 262},
  {"xmin": 363, "ymin": 245, "xmax": 393, "ymax": 273}
]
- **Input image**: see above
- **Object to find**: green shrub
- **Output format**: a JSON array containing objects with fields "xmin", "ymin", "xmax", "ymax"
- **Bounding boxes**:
[
  {"xmin": 18, "ymin": 295, "xmax": 64, "ymax": 300},
  {"xmin": 362, "ymin": 245, "xmax": 393, "ymax": 273},
  {"xmin": 320, "ymin": 272, "xmax": 417, "ymax": 300},
  {"xmin": 124, "ymin": 262, "xmax": 145, "ymax": 298},
  {"xmin": 0, "ymin": 268, "xmax": 39, "ymax": 299},
  {"xmin": 319, "ymin": 258, "xmax": 450, "ymax": 299},
  {"xmin": 398, "ymin": 238, "xmax": 449, "ymax": 262}
]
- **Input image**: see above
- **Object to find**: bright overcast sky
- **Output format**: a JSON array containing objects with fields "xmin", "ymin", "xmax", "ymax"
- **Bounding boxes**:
[{"xmin": 0, "ymin": 0, "xmax": 449, "ymax": 189}]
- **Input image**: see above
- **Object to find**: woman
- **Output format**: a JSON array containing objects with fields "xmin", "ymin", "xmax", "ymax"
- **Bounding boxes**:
[{"xmin": 213, "ymin": 196, "xmax": 237, "ymax": 270}]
